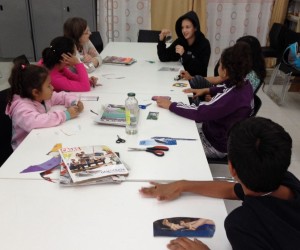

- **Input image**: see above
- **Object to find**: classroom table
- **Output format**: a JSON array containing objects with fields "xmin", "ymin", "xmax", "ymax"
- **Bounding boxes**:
[
  {"xmin": 90, "ymin": 42, "xmax": 190, "ymax": 95},
  {"xmin": 0, "ymin": 42, "xmax": 231, "ymax": 249},
  {"xmin": 0, "ymin": 180, "xmax": 231, "ymax": 250},
  {"xmin": 0, "ymin": 92, "xmax": 210, "ymax": 182}
]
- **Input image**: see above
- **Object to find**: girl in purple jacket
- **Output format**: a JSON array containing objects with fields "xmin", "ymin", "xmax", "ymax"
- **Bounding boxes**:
[
  {"xmin": 5, "ymin": 63, "xmax": 84, "ymax": 150},
  {"xmin": 156, "ymin": 42, "xmax": 253, "ymax": 158}
]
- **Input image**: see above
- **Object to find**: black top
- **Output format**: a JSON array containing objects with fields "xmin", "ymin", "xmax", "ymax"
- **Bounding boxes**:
[
  {"xmin": 225, "ymin": 171, "xmax": 300, "ymax": 250},
  {"xmin": 157, "ymin": 11, "xmax": 211, "ymax": 77}
]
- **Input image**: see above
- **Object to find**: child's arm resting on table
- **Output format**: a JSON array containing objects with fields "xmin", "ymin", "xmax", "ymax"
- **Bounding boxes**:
[{"xmin": 140, "ymin": 180, "xmax": 238, "ymax": 201}]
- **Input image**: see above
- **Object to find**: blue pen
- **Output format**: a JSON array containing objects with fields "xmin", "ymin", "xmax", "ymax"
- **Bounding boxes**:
[{"xmin": 139, "ymin": 103, "xmax": 152, "ymax": 109}]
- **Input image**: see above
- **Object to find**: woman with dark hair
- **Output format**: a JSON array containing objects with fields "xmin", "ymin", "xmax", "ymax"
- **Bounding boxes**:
[
  {"xmin": 157, "ymin": 11, "xmax": 211, "ymax": 77},
  {"xmin": 181, "ymin": 35, "xmax": 266, "ymax": 98},
  {"xmin": 64, "ymin": 17, "xmax": 102, "ymax": 71},
  {"xmin": 40, "ymin": 36, "xmax": 97, "ymax": 92}
]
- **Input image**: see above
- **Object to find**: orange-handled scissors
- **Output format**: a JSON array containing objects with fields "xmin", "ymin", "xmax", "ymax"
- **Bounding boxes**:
[{"xmin": 128, "ymin": 146, "xmax": 169, "ymax": 157}]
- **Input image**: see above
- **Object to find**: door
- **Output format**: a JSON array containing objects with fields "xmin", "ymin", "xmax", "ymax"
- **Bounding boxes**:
[
  {"xmin": 29, "ymin": 0, "xmax": 63, "ymax": 60},
  {"xmin": 0, "ymin": 0, "xmax": 34, "ymax": 59}
]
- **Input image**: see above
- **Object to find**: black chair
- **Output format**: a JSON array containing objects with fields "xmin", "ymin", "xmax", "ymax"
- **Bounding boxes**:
[
  {"xmin": 90, "ymin": 31, "xmax": 103, "ymax": 53},
  {"xmin": 207, "ymin": 94, "xmax": 262, "ymax": 165},
  {"xmin": 137, "ymin": 29, "xmax": 160, "ymax": 43},
  {"xmin": 262, "ymin": 23, "xmax": 286, "ymax": 60},
  {"xmin": 0, "ymin": 88, "xmax": 13, "ymax": 167}
]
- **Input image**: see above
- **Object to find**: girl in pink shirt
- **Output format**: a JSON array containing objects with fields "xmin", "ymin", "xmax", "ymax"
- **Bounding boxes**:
[
  {"xmin": 5, "ymin": 63, "xmax": 84, "ymax": 150},
  {"xmin": 41, "ymin": 36, "xmax": 98, "ymax": 92}
]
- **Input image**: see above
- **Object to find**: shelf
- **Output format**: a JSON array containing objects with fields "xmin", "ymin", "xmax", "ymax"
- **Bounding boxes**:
[{"xmin": 287, "ymin": 14, "xmax": 300, "ymax": 22}]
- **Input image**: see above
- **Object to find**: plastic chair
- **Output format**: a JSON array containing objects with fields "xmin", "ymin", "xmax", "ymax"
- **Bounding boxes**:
[
  {"xmin": 90, "ymin": 31, "xmax": 103, "ymax": 53},
  {"xmin": 138, "ymin": 30, "xmax": 160, "ymax": 43},
  {"xmin": 266, "ymin": 28, "xmax": 300, "ymax": 105},
  {"xmin": 207, "ymin": 94, "xmax": 262, "ymax": 165}
]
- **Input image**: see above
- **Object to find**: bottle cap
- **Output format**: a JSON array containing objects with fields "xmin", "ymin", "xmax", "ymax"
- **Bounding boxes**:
[{"xmin": 127, "ymin": 92, "xmax": 136, "ymax": 97}]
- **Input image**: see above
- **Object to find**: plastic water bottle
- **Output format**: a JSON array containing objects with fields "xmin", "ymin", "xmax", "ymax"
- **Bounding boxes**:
[{"xmin": 125, "ymin": 92, "xmax": 139, "ymax": 135}]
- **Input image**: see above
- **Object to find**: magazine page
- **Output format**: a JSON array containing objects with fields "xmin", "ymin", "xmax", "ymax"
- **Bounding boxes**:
[
  {"xmin": 103, "ymin": 56, "xmax": 136, "ymax": 65},
  {"xmin": 153, "ymin": 217, "xmax": 215, "ymax": 237},
  {"xmin": 59, "ymin": 145, "xmax": 129, "ymax": 183},
  {"xmin": 95, "ymin": 104, "xmax": 126, "ymax": 126}
]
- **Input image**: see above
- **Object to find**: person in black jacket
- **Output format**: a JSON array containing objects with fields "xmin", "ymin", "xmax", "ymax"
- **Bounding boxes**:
[
  {"xmin": 140, "ymin": 117, "xmax": 300, "ymax": 250},
  {"xmin": 157, "ymin": 11, "xmax": 211, "ymax": 77}
]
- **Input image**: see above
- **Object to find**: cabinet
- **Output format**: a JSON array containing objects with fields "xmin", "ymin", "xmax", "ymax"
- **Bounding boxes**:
[
  {"xmin": 29, "ymin": 0, "xmax": 96, "ymax": 60},
  {"xmin": 0, "ymin": 0, "xmax": 34, "ymax": 59},
  {"xmin": 0, "ymin": 0, "xmax": 96, "ymax": 61}
]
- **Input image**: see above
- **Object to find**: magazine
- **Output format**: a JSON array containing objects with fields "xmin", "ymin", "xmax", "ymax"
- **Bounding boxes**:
[
  {"xmin": 59, "ymin": 145, "xmax": 129, "ymax": 184},
  {"xmin": 103, "ymin": 56, "xmax": 136, "ymax": 65},
  {"xmin": 59, "ymin": 162, "xmax": 125, "ymax": 186},
  {"xmin": 95, "ymin": 104, "xmax": 126, "ymax": 126}
]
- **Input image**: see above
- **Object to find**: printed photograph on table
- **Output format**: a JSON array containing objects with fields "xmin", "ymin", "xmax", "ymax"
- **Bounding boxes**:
[
  {"xmin": 173, "ymin": 82, "xmax": 188, "ymax": 87},
  {"xmin": 59, "ymin": 145, "xmax": 128, "ymax": 184},
  {"xmin": 147, "ymin": 111, "xmax": 159, "ymax": 120},
  {"xmin": 158, "ymin": 67, "xmax": 180, "ymax": 71},
  {"xmin": 153, "ymin": 217, "xmax": 215, "ymax": 237}
]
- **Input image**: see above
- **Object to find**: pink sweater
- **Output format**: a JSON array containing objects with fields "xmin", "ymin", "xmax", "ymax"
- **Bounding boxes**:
[
  {"xmin": 50, "ymin": 63, "xmax": 91, "ymax": 92},
  {"xmin": 37, "ymin": 60, "xmax": 91, "ymax": 92},
  {"xmin": 5, "ymin": 92, "xmax": 77, "ymax": 150}
]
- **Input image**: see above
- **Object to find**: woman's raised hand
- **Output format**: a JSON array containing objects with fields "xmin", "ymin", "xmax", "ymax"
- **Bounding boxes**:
[{"xmin": 159, "ymin": 29, "xmax": 171, "ymax": 41}]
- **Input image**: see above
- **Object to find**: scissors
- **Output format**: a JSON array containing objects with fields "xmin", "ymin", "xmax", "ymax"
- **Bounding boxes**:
[
  {"xmin": 128, "ymin": 146, "xmax": 169, "ymax": 157},
  {"xmin": 116, "ymin": 135, "xmax": 126, "ymax": 143}
]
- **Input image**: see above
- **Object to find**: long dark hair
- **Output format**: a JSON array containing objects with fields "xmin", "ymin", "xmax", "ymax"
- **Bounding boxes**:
[
  {"xmin": 42, "ymin": 36, "xmax": 75, "ymax": 70},
  {"xmin": 8, "ymin": 62, "xmax": 48, "ymax": 104},
  {"xmin": 220, "ymin": 42, "xmax": 252, "ymax": 88},
  {"xmin": 237, "ymin": 35, "xmax": 266, "ymax": 83}
]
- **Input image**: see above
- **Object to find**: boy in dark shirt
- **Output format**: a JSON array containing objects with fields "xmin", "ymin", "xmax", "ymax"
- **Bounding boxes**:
[{"xmin": 140, "ymin": 117, "xmax": 300, "ymax": 250}]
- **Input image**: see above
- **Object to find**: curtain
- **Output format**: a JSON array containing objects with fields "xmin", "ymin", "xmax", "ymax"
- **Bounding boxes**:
[
  {"xmin": 206, "ymin": 0, "xmax": 275, "ymax": 68},
  {"xmin": 97, "ymin": 0, "xmax": 151, "ymax": 46},
  {"xmin": 151, "ymin": 0, "xmax": 207, "ymax": 39}
]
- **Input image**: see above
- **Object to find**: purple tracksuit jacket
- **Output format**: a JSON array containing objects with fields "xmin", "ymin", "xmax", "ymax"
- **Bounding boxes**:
[{"xmin": 169, "ymin": 81, "xmax": 253, "ymax": 153}]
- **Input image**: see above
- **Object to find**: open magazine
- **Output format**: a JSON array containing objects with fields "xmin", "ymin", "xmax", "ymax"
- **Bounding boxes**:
[
  {"xmin": 59, "ymin": 145, "xmax": 129, "ymax": 184},
  {"xmin": 95, "ymin": 104, "xmax": 126, "ymax": 126},
  {"xmin": 103, "ymin": 56, "xmax": 136, "ymax": 65}
]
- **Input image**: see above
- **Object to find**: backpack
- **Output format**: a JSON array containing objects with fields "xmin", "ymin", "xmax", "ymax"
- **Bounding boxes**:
[{"xmin": 283, "ymin": 42, "xmax": 300, "ymax": 70}]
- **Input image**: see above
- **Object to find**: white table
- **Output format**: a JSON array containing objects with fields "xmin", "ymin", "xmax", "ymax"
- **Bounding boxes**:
[
  {"xmin": 0, "ymin": 92, "xmax": 210, "ymax": 182},
  {"xmin": 89, "ymin": 42, "xmax": 190, "ymax": 95},
  {"xmin": 0, "ymin": 180, "xmax": 231, "ymax": 250},
  {"xmin": 0, "ymin": 43, "xmax": 231, "ymax": 249}
]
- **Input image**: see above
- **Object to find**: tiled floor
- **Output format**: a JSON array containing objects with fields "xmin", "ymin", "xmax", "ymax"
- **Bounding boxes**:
[{"xmin": 209, "ymin": 72, "xmax": 300, "ymax": 213}]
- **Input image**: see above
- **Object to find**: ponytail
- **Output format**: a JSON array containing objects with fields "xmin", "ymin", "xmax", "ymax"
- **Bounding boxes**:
[
  {"xmin": 42, "ymin": 36, "xmax": 76, "ymax": 70},
  {"xmin": 7, "ymin": 63, "xmax": 48, "ymax": 104}
]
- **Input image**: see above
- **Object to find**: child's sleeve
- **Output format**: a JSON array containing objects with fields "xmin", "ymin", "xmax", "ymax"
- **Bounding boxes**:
[
  {"xmin": 53, "ymin": 64, "xmax": 90, "ymax": 92},
  {"xmin": 13, "ymin": 103, "xmax": 68, "ymax": 133},
  {"xmin": 50, "ymin": 91, "xmax": 78, "ymax": 107}
]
